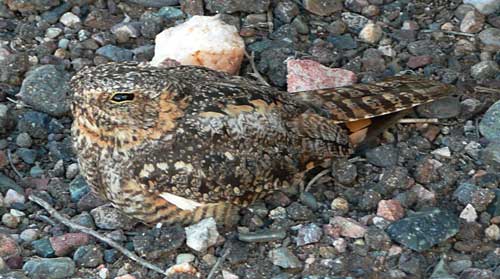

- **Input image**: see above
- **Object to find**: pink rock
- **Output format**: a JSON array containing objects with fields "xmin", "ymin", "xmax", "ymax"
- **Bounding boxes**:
[
  {"xmin": 411, "ymin": 185, "xmax": 436, "ymax": 202},
  {"xmin": 287, "ymin": 59, "xmax": 357, "ymax": 93},
  {"xmin": 0, "ymin": 233, "xmax": 20, "ymax": 258},
  {"xmin": 407, "ymin": 55, "xmax": 432, "ymax": 69},
  {"xmin": 377, "ymin": 199, "xmax": 404, "ymax": 221},
  {"xmin": 330, "ymin": 216, "xmax": 367, "ymax": 238},
  {"xmin": 49, "ymin": 233, "xmax": 90, "ymax": 256}
]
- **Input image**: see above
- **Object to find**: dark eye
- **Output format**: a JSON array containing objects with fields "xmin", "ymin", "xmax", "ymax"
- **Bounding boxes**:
[{"xmin": 111, "ymin": 93, "xmax": 135, "ymax": 103}]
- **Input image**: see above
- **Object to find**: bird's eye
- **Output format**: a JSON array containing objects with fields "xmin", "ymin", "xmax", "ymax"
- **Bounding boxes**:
[{"xmin": 110, "ymin": 93, "xmax": 135, "ymax": 103}]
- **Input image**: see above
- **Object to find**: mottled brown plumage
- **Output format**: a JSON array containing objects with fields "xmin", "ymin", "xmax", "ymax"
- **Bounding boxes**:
[{"xmin": 70, "ymin": 62, "xmax": 454, "ymax": 226}]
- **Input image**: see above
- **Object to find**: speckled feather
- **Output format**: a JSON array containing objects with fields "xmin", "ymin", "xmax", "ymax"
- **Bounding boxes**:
[{"xmin": 70, "ymin": 62, "xmax": 454, "ymax": 226}]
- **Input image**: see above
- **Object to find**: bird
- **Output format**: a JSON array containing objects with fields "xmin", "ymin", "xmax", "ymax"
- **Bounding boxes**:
[{"xmin": 70, "ymin": 62, "xmax": 455, "ymax": 226}]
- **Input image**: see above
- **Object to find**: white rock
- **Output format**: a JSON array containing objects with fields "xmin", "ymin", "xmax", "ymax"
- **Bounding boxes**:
[
  {"xmin": 459, "ymin": 204, "xmax": 477, "ymax": 222},
  {"xmin": 60, "ymin": 12, "xmax": 81, "ymax": 28},
  {"xmin": 463, "ymin": 0, "xmax": 500, "ymax": 15},
  {"xmin": 431, "ymin": 146, "xmax": 452, "ymax": 158},
  {"xmin": 4, "ymin": 189, "xmax": 25, "ymax": 207},
  {"xmin": 222, "ymin": 270, "xmax": 239, "ymax": 279},
  {"xmin": 378, "ymin": 45, "xmax": 396, "ymax": 57},
  {"xmin": 176, "ymin": 253, "xmax": 196, "ymax": 264},
  {"xmin": 359, "ymin": 23, "xmax": 383, "ymax": 44},
  {"xmin": 66, "ymin": 163, "xmax": 79, "ymax": 179},
  {"xmin": 46, "ymin": 27, "xmax": 63, "ymax": 39},
  {"xmin": 485, "ymin": 224, "xmax": 500, "ymax": 240},
  {"xmin": 185, "ymin": 218, "xmax": 219, "ymax": 252},
  {"xmin": 151, "ymin": 15, "xmax": 245, "ymax": 74}
]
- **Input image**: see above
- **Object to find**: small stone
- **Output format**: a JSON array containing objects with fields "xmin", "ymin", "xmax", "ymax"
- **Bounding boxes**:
[
  {"xmin": 185, "ymin": 218, "xmax": 219, "ymax": 252},
  {"xmin": 205, "ymin": 0, "xmax": 270, "ymax": 13},
  {"xmin": 287, "ymin": 59, "xmax": 357, "ymax": 92},
  {"xmin": 430, "ymin": 258, "xmax": 454, "ymax": 279},
  {"xmin": 431, "ymin": 147, "xmax": 452, "ymax": 158},
  {"xmin": 330, "ymin": 216, "xmax": 367, "ymax": 238},
  {"xmin": 46, "ymin": 27, "xmax": 62, "ymax": 39},
  {"xmin": 471, "ymin": 61, "xmax": 499, "ymax": 80},
  {"xmin": 359, "ymin": 23, "xmax": 383, "ymax": 44},
  {"xmin": 18, "ymin": 65, "xmax": 71, "ymax": 117},
  {"xmin": 60, "ymin": 12, "xmax": 81, "ymax": 28},
  {"xmin": 286, "ymin": 202, "xmax": 314, "ymax": 221},
  {"xmin": 402, "ymin": 20, "xmax": 420, "ymax": 30},
  {"xmin": 20, "ymin": 228, "xmax": 40, "ymax": 242},
  {"xmin": 303, "ymin": 0, "xmax": 343, "ymax": 16},
  {"xmin": 69, "ymin": 175, "xmax": 90, "ymax": 202},
  {"xmin": 180, "ymin": 0, "xmax": 204, "ymax": 16},
  {"xmin": 17, "ymin": 148, "xmax": 37, "ymax": 164},
  {"xmin": 377, "ymin": 200, "xmax": 404, "ymax": 221},
  {"xmin": 386, "ymin": 208, "xmax": 459, "ymax": 252},
  {"xmin": 364, "ymin": 227, "xmax": 391, "ymax": 250},
  {"xmin": 16, "ymin": 132, "xmax": 32, "ymax": 148},
  {"xmin": 332, "ymin": 238, "xmax": 347, "ymax": 253},
  {"xmin": 365, "ymin": 144, "xmax": 399, "ymax": 167},
  {"xmin": 23, "ymin": 258, "xmax": 75, "ymax": 279},
  {"xmin": 342, "ymin": 12, "xmax": 370, "ymax": 33},
  {"xmin": 73, "ymin": 245, "xmax": 104, "ymax": 268},
  {"xmin": 331, "ymin": 159, "xmax": 357, "ymax": 185},
  {"xmin": 449, "ymin": 260, "xmax": 473, "ymax": 274},
  {"xmin": 407, "ymin": 55, "xmax": 433, "ymax": 69},
  {"xmin": 4, "ymin": 189, "xmax": 25, "ymax": 207},
  {"xmin": 331, "ymin": 197, "xmax": 349, "ymax": 214},
  {"xmin": 269, "ymin": 247, "xmax": 302, "ymax": 269},
  {"xmin": 274, "ymin": 0, "xmax": 299, "ymax": 23},
  {"xmin": 296, "ymin": 223, "xmax": 323, "ymax": 246},
  {"xmin": 2, "ymin": 213, "xmax": 20, "ymax": 228},
  {"xmin": 65, "ymin": 163, "xmax": 79, "ymax": 179},
  {"xmin": 32, "ymin": 238, "xmax": 55, "ymax": 258},
  {"xmin": 0, "ymin": 233, "xmax": 20, "ymax": 259},
  {"xmin": 461, "ymin": 10, "xmax": 485, "ymax": 33},
  {"xmin": 459, "ymin": 204, "xmax": 478, "ymax": 222},
  {"xmin": 176, "ymin": 253, "xmax": 196, "ymax": 264},
  {"xmin": 50, "ymin": 233, "xmax": 90, "ymax": 256},
  {"xmin": 417, "ymin": 97, "xmax": 461, "ymax": 119},
  {"xmin": 132, "ymin": 225, "xmax": 185, "ymax": 259},
  {"xmin": 299, "ymin": 192, "xmax": 318, "ymax": 210},
  {"xmin": 90, "ymin": 205, "xmax": 136, "ymax": 230},
  {"xmin": 478, "ymin": 28, "xmax": 500, "ymax": 48},
  {"xmin": 460, "ymin": 268, "xmax": 495, "ymax": 279},
  {"xmin": 464, "ymin": 0, "xmax": 500, "ymax": 15},
  {"xmin": 96, "ymin": 45, "xmax": 134, "ymax": 62},
  {"xmin": 485, "ymin": 224, "xmax": 500, "ymax": 240}
]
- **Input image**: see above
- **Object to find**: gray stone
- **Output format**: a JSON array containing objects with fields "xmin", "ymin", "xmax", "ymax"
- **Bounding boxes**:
[
  {"xmin": 471, "ymin": 61, "xmax": 499, "ymax": 79},
  {"xmin": 478, "ymin": 28, "xmax": 500, "ymax": 48},
  {"xmin": 23, "ymin": 258, "xmax": 75, "ymax": 279},
  {"xmin": 73, "ymin": 245, "xmax": 103, "ymax": 268},
  {"xmin": 274, "ymin": 0, "xmax": 299, "ymax": 23},
  {"xmin": 481, "ymin": 142, "xmax": 500, "ymax": 169},
  {"xmin": 16, "ymin": 148, "xmax": 37, "ymax": 164},
  {"xmin": 96, "ymin": 45, "xmax": 134, "ymax": 62},
  {"xmin": 303, "ymin": 0, "xmax": 343, "ymax": 16},
  {"xmin": 365, "ymin": 144, "xmax": 399, "ymax": 167},
  {"xmin": 132, "ymin": 225, "xmax": 185, "ymax": 259},
  {"xmin": 90, "ymin": 205, "xmax": 136, "ymax": 230},
  {"xmin": 124, "ymin": 0, "xmax": 179, "ymax": 7},
  {"xmin": 464, "ymin": 0, "xmax": 500, "ymax": 15},
  {"xmin": 15, "ymin": 132, "xmax": 32, "ymax": 148},
  {"xmin": 296, "ymin": 223, "xmax": 322, "ymax": 246},
  {"xmin": 269, "ymin": 247, "xmax": 302, "ymax": 269},
  {"xmin": 0, "ymin": 173, "xmax": 24, "ymax": 194},
  {"xmin": 417, "ymin": 97, "xmax": 461, "ymax": 119},
  {"xmin": 430, "ymin": 258, "xmax": 455, "ymax": 279},
  {"xmin": 206, "ymin": 0, "xmax": 270, "ymax": 13},
  {"xmin": 185, "ymin": 218, "xmax": 219, "ymax": 252},
  {"xmin": 386, "ymin": 208, "xmax": 459, "ymax": 252},
  {"xmin": 69, "ymin": 175, "xmax": 90, "ymax": 202},
  {"xmin": 480, "ymin": 101, "xmax": 500, "ymax": 142}
]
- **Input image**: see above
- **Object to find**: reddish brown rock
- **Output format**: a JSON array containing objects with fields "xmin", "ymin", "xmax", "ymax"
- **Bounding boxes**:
[
  {"xmin": 407, "ymin": 55, "xmax": 433, "ymax": 69},
  {"xmin": 0, "ymin": 233, "xmax": 21, "ymax": 259},
  {"xmin": 286, "ymin": 59, "xmax": 357, "ymax": 92},
  {"xmin": 49, "ymin": 233, "xmax": 90, "ymax": 256},
  {"xmin": 330, "ymin": 216, "xmax": 367, "ymax": 238},
  {"xmin": 377, "ymin": 199, "xmax": 405, "ymax": 221}
]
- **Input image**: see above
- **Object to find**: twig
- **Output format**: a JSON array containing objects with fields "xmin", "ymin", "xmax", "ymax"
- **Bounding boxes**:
[
  {"xmin": 207, "ymin": 246, "xmax": 231, "ymax": 279},
  {"xmin": 304, "ymin": 168, "xmax": 330, "ymax": 192},
  {"xmin": 6, "ymin": 97, "xmax": 31, "ymax": 108},
  {"xmin": 7, "ymin": 149, "xmax": 23, "ymax": 179},
  {"xmin": 420, "ymin": 29, "xmax": 476, "ymax": 37},
  {"xmin": 244, "ymin": 50, "xmax": 270, "ymax": 86},
  {"xmin": 398, "ymin": 118, "xmax": 439, "ymax": 124},
  {"xmin": 28, "ymin": 194, "xmax": 169, "ymax": 276}
]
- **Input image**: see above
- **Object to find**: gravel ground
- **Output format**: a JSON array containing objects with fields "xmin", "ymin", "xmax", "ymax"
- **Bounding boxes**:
[{"xmin": 0, "ymin": 0, "xmax": 500, "ymax": 278}]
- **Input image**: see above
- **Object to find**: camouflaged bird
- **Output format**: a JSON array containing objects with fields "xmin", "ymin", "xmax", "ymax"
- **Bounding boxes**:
[{"xmin": 70, "ymin": 62, "xmax": 454, "ymax": 226}]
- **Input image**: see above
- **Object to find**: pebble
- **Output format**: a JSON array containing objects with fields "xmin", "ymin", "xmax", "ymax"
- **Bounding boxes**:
[
  {"xmin": 332, "ymin": 238, "xmax": 347, "ymax": 253},
  {"xmin": 59, "ymin": 12, "xmax": 81, "ymax": 28},
  {"xmin": 269, "ymin": 247, "xmax": 302, "ymax": 269},
  {"xmin": 176, "ymin": 253, "xmax": 196, "ymax": 264},
  {"xmin": 2, "ymin": 212, "xmax": 20, "ymax": 228},
  {"xmin": 330, "ymin": 216, "xmax": 367, "ymax": 238},
  {"xmin": 430, "ymin": 258, "xmax": 454, "ymax": 279},
  {"xmin": 359, "ymin": 23, "xmax": 383, "ymax": 44},
  {"xmin": 431, "ymin": 147, "xmax": 452, "ymax": 158},
  {"xmin": 4, "ymin": 189, "xmax": 25, "ymax": 207},
  {"xmin": 46, "ymin": 27, "xmax": 63, "ymax": 39},
  {"xmin": 342, "ymin": 12, "xmax": 370, "ymax": 33},
  {"xmin": 20, "ymin": 228, "xmax": 40, "ymax": 242},
  {"xmin": 460, "ymin": 10, "xmax": 485, "ymax": 33},
  {"xmin": 73, "ymin": 245, "xmax": 104, "ymax": 268},
  {"xmin": 464, "ymin": 0, "xmax": 500, "ymax": 15},
  {"xmin": 484, "ymin": 224, "xmax": 500, "ymax": 240},
  {"xmin": 365, "ymin": 144, "xmax": 399, "ymax": 167},
  {"xmin": 90, "ymin": 205, "xmax": 136, "ymax": 230},
  {"xmin": 49, "ymin": 233, "xmax": 90, "ymax": 257},
  {"xmin": 185, "ymin": 218, "xmax": 219, "ymax": 252},
  {"xmin": 299, "ymin": 192, "xmax": 318, "ymax": 210},
  {"xmin": 132, "ymin": 225, "xmax": 185, "ymax": 259},
  {"xmin": 377, "ymin": 199, "xmax": 404, "ymax": 221},
  {"xmin": 32, "ymin": 238, "xmax": 55, "ymax": 258},
  {"xmin": 18, "ymin": 65, "xmax": 71, "ymax": 117},
  {"xmin": 205, "ymin": 0, "xmax": 270, "ymax": 13},
  {"xmin": 449, "ymin": 260, "xmax": 473, "ymax": 274},
  {"xmin": 386, "ymin": 208, "xmax": 459, "ymax": 252},
  {"xmin": 296, "ymin": 223, "xmax": 323, "ymax": 246},
  {"xmin": 459, "ymin": 204, "xmax": 478, "ymax": 222},
  {"xmin": 417, "ymin": 97, "xmax": 461, "ymax": 119},
  {"xmin": 69, "ymin": 175, "xmax": 90, "ymax": 202},
  {"xmin": 0, "ymin": 233, "xmax": 20, "ymax": 259},
  {"xmin": 65, "ymin": 163, "xmax": 79, "ymax": 179},
  {"xmin": 471, "ymin": 61, "xmax": 499, "ymax": 80},
  {"xmin": 17, "ymin": 148, "xmax": 37, "ymax": 164},
  {"xmin": 286, "ymin": 202, "xmax": 314, "ymax": 221},
  {"xmin": 331, "ymin": 159, "xmax": 357, "ymax": 185},
  {"xmin": 331, "ymin": 197, "xmax": 349, "ymax": 214},
  {"xmin": 407, "ymin": 55, "xmax": 433, "ymax": 69},
  {"xmin": 460, "ymin": 268, "xmax": 495, "ymax": 279},
  {"xmin": 96, "ymin": 45, "xmax": 134, "ymax": 62},
  {"xmin": 286, "ymin": 59, "xmax": 356, "ymax": 92},
  {"xmin": 238, "ymin": 229, "xmax": 287, "ymax": 243},
  {"xmin": 274, "ymin": 0, "xmax": 299, "ymax": 23},
  {"xmin": 222, "ymin": 270, "xmax": 239, "ymax": 279},
  {"xmin": 23, "ymin": 257, "xmax": 76, "ymax": 279},
  {"xmin": 303, "ymin": 0, "xmax": 343, "ymax": 16},
  {"xmin": 15, "ymin": 132, "xmax": 32, "ymax": 148},
  {"xmin": 478, "ymin": 28, "xmax": 500, "ymax": 48}
]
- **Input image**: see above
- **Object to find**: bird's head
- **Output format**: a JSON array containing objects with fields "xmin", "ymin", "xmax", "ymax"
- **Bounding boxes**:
[{"xmin": 70, "ymin": 62, "xmax": 188, "ymax": 148}]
